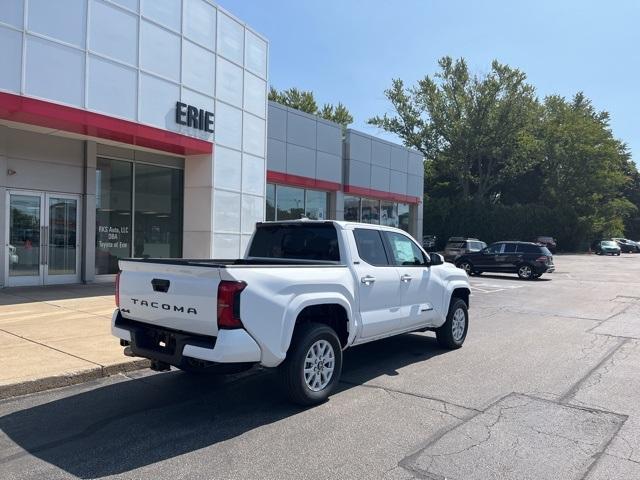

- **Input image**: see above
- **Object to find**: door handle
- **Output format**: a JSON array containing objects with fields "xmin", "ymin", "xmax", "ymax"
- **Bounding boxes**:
[
  {"xmin": 360, "ymin": 275, "xmax": 376, "ymax": 285},
  {"xmin": 400, "ymin": 274, "xmax": 413, "ymax": 282},
  {"xmin": 40, "ymin": 226, "xmax": 46, "ymax": 265},
  {"xmin": 43, "ymin": 226, "xmax": 48, "ymax": 265}
]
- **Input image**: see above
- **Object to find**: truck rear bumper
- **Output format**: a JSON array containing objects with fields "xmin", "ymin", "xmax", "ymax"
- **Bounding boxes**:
[{"xmin": 111, "ymin": 309, "xmax": 261, "ymax": 365}]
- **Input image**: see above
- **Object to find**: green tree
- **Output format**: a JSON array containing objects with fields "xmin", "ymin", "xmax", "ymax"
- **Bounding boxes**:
[
  {"xmin": 269, "ymin": 87, "xmax": 353, "ymax": 127},
  {"xmin": 369, "ymin": 56, "xmax": 541, "ymax": 201}
]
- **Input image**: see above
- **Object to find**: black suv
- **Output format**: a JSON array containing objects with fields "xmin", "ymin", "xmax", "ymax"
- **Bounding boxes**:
[{"xmin": 455, "ymin": 241, "xmax": 555, "ymax": 280}]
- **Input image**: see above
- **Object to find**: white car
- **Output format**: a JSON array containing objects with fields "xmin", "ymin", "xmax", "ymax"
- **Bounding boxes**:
[{"xmin": 113, "ymin": 220, "xmax": 470, "ymax": 405}]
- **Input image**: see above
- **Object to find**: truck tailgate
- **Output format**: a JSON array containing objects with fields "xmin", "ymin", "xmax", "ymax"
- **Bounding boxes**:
[{"xmin": 118, "ymin": 260, "xmax": 222, "ymax": 337}]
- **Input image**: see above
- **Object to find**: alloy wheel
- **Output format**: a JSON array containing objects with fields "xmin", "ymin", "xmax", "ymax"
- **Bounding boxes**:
[{"xmin": 303, "ymin": 339, "xmax": 335, "ymax": 392}]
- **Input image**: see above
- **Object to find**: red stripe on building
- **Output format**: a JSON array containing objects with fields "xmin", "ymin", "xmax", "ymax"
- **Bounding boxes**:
[
  {"xmin": 267, "ymin": 170, "xmax": 341, "ymax": 191},
  {"xmin": 0, "ymin": 91, "xmax": 213, "ymax": 156},
  {"xmin": 343, "ymin": 185, "xmax": 421, "ymax": 204}
]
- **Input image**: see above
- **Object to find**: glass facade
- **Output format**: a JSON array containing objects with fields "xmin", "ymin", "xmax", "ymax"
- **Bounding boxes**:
[
  {"xmin": 343, "ymin": 196, "xmax": 411, "ymax": 233},
  {"xmin": 95, "ymin": 157, "xmax": 183, "ymax": 275},
  {"xmin": 266, "ymin": 183, "xmax": 329, "ymax": 221}
]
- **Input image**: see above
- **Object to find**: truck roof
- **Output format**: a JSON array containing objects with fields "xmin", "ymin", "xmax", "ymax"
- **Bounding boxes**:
[{"xmin": 256, "ymin": 219, "xmax": 411, "ymax": 235}]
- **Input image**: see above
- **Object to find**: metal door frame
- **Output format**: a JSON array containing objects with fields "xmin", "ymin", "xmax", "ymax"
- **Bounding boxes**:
[{"xmin": 5, "ymin": 189, "xmax": 81, "ymax": 286}]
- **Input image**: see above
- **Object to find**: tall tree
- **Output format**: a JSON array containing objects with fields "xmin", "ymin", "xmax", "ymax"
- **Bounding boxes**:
[
  {"xmin": 369, "ymin": 56, "xmax": 541, "ymax": 201},
  {"xmin": 269, "ymin": 87, "xmax": 353, "ymax": 127}
]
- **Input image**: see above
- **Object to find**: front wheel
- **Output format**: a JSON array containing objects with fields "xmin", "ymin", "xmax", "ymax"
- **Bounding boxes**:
[
  {"xmin": 279, "ymin": 323, "xmax": 343, "ymax": 406},
  {"xmin": 436, "ymin": 298, "xmax": 468, "ymax": 349},
  {"xmin": 517, "ymin": 264, "xmax": 534, "ymax": 280}
]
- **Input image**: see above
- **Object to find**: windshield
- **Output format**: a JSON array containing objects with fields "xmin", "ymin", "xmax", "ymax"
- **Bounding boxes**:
[
  {"xmin": 446, "ymin": 242, "xmax": 465, "ymax": 249},
  {"xmin": 602, "ymin": 241, "xmax": 617, "ymax": 247}
]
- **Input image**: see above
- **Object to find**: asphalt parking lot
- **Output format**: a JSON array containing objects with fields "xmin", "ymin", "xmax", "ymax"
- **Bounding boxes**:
[{"xmin": 1, "ymin": 254, "xmax": 639, "ymax": 480}]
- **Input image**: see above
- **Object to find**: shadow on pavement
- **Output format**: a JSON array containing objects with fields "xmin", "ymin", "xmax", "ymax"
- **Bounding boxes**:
[{"xmin": 0, "ymin": 332, "xmax": 447, "ymax": 478}]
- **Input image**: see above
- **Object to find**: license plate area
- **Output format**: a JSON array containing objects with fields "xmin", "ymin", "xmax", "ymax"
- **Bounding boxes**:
[{"xmin": 137, "ymin": 328, "xmax": 177, "ymax": 355}]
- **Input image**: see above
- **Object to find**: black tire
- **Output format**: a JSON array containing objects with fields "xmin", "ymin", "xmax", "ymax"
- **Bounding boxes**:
[
  {"xmin": 517, "ymin": 263, "xmax": 534, "ymax": 280},
  {"xmin": 279, "ymin": 323, "xmax": 343, "ymax": 406},
  {"xmin": 456, "ymin": 260, "xmax": 474, "ymax": 276},
  {"xmin": 436, "ymin": 298, "xmax": 468, "ymax": 349}
]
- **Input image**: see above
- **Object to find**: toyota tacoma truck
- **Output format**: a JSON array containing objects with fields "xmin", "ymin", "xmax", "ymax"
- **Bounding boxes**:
[{"xmin": 112, "ymin": 220, "xmax": 470, "ymax": 405}]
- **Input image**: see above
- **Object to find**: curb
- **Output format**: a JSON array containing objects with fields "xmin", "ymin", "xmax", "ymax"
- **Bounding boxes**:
[{"xmin": 0, "ymin": 359, "xmax": 150, "ymax": 400}]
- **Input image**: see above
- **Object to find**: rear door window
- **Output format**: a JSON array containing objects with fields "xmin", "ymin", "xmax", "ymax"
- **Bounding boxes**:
[
  {"xmin": 503, "ymin": 243, "xmax": 518, "ymax": 253},
  {"xmin": 353, "ymin": 228, "xmax": 389, "ymax": 266}
]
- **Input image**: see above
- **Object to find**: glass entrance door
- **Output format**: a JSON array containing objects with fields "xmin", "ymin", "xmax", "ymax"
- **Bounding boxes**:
[{"xmin": 6, "ymin": 191, "xmax": 81, "ymax": 286}]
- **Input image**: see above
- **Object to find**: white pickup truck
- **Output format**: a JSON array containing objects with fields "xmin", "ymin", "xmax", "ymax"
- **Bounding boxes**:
[{"xmin": 112, "ymin": 220, "xmax": 470, "ymax": 405}]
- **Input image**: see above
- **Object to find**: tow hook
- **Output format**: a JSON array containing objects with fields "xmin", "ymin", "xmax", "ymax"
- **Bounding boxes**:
[{"xmin": 150, "ymin": 360, "xmax": 171, "ymax": 372}]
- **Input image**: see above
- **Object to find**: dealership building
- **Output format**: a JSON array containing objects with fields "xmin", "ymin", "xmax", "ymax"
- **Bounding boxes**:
[{"xmin": 0, "ymin": 0, "xmax": 424, "ymax": 287}]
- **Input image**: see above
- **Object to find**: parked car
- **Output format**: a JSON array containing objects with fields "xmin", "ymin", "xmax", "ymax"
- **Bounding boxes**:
[
  {"xmin": 444, "ymin": 237, "xmax": 487, "ymax": 262},
  {"xmin": 534, "ymin": 236, "xmax": 557, "ymax": 253},
  {"xmin": 422, "ymin": 235, "xmax": 437, "ymax": 252},
  {"xmin": 455, "ymin": 241, "xmax": 555, "ymax": 280},
  {"xmin": 612, "ymin": 238, "xmax": 640, "ymax": 253},
  {"xmin": 592, "ymin": 240, "xmax": 621, "ymax": 256},
  {"xmin": 112, "ymin": 220, "xmax": 471, "ymax": 405}
]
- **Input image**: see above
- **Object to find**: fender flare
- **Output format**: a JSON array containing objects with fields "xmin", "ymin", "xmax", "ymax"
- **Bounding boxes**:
[
  {"xmin": 279, "ymin": 294, "xmax": 356, "ymax": 358},
  {"xmin": 443, "ymin": 279, "xmax": 472, "ymax": 312}
]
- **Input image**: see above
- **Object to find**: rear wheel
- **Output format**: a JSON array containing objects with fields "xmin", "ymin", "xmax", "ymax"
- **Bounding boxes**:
[
  {"xmin": 436, "ymin": 298, "xmax": 468, "ymax": 349},
  {"xmin": 517, "ymin": 263, "xmax": 534, "ymax": 280},
  {"xmin": 279, "ymin": 323, "xmax": 343, "ymax": 406}
]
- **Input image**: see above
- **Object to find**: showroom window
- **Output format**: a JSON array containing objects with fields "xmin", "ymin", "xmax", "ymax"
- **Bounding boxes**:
[
  {"xmin": 95, "ymin": 157, "xmax": 183, "ymax": 275},
  {"xmin": 343, "ymin": 196, "xmax": 411, "ymax": 233},
  {"xmin": 266, "ymin": 184, "xmax": 330, "ymax": 221}
]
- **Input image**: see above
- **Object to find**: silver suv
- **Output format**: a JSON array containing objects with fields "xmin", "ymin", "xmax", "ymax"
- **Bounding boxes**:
[{"xmin": 444, "ymin": 237, "xmax": 487, "ymax": 262}]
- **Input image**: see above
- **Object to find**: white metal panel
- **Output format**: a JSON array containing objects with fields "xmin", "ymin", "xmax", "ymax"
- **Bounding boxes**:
[
  {"xmin": 241, "ymin": 153, "xmax": 265, "ymax": 196},
  {"xmin": 140, "ymin": 0, "xmax": 181, "ymax": 32},
  {"xmin": 241, "ymin": 194, "xmax": 263, "ymax": 234},
  {"xmin": 242, "ymin": 113, "xmax": 265, "ymax": 157},
  {"xmin": 139, "ymin": 73, "xmax": 180, "ymax": 129},
  {"xmin": 140, "ymin": 20, "xmax": 180, "ymax": 81},
  {"xmin": 216, "ymin": 57, "xmax": 243, "ymax": 107},
  {"xmin": 0, "ymin": 0, "xmax": 24, "ymax": 28},
  {"xmin": 182, "ymin": 40, "xmax": 215, "ymax": 96},
  {"xmin": 89, "ymin": 0, "xmax": 138, "ymax": 66},
  {"xmin": 28, "ymin": 0, "xmax": 86, "ymax": 48},
  {"xmin": 87, "ymin": 55, "xmax": 137, "ymax": 120},
  {"xmin": 25, "ymin": 35, "xmax": 85, "ymax": 107},
  {"xmin": 0, "ymin": 26, "xmax": 22, "ymax": 93},
  {"xmin": 244, "ymin": 29, "xmax": 267, "ymax": 79},
  {"xmin": 213, "ymin": 189, "xmax": 240, "ymax": 232},
  {"xmin": 214, "ymin": 101, "xmax": 242, "ymax": 149},
  {"xmin": 213, "ymin": 233, "xmax": 240, "ymax": 258},
  {"xmin": 213, "ymin": 146, "xmax": 241, "ymax": 191},
  {"xmin": 217, "ymin": 11, "xmax": 244, "ymax": 65},
  {"xmin": 243, "ymin": 71, "xmax": 266, "ymax": 118},
  {"xmin": 183, "ymin": 0, "xmax": 216, "ymax": 50}
]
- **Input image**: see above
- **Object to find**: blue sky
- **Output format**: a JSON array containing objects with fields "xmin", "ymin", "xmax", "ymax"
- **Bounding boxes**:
[{"xmin": 221, "ymin": 0, "xmax": 639, "ymax": 162}]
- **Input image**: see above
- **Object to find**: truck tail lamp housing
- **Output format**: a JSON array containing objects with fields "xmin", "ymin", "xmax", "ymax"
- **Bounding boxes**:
[{"xmin": 217, "ymin": 281, "xmax": 247, "ymax": 329}]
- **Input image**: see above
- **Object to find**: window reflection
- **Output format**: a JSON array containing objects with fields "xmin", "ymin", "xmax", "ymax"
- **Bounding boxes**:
[
  {"xmin": 95, "ymin": 158, "xmax": 132, "ymax": 275},
  {"xmin": 344, "ymin": 195, "xmax": 360, "ymax": 222},
  {"xmin": 305, "ymin": 190, "xmax": 328, "ymax": 220},
  {"xmin": 134, "ymin": 164, "xmax": 183, "ymax": 258},
  {"xmin": 266, "ymin": 183, "xmax": 275, "ymax": 221},
  {"xmin": 276, "ymin": 186, "xmax": 304, "ymax": 220},
  {"xmin": 381, "ymin": 201, "xmax": 398, "ymax": 227},
  {"xmin": 361, "ymin": 198, "xmax": 380, "ymax": 224}
]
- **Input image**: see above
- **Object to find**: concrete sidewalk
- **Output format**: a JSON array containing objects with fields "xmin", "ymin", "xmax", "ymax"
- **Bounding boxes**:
[{"xmin": 0, "ymin": 283, "xmax": 147, "ymax": 399}]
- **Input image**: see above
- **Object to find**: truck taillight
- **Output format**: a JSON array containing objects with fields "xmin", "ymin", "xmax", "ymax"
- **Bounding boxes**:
[
  {"xmin": 115, "ymin": 272, "xmax": 121, "ymax": 308},
  {"xmin": 217, "ymin": 281, "xmax": 247, "ymax": 329}
]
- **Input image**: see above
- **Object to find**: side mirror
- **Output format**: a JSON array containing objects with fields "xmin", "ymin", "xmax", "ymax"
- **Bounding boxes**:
[{"xmin": 429, "ymin": 253, "xmax": 444, "ymax": 266}]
